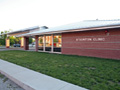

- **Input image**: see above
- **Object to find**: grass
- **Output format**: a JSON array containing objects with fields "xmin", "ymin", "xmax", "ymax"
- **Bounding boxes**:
[
  {"xmin": 0, "ymin": 73, "xmax": 5, "ymax": 79},
  {"xmin": 0, "ymin": 50, "xmax": 120, "ymax": 90},
  {"xmin": 0, "ymin": 73, "xmax": 8, "ymax": 83}
]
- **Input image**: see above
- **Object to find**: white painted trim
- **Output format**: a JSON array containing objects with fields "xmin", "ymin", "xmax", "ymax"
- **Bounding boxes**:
[
  {"xmin": 16, "ymin": 25, "xmax": 120, "ymax": 37},
  {"xmin": 51, "ymin": 34, "xmax": 54, "ymax": 52},
  {"xmin": 43, "ymin": 35, "xmax": 46, "ymax": 52},
  {"xmin": 64, "ymin": 42, "xmax": 120, "ymax": 43},
  {"xmin": 62, "ymin": 35, "xmax": 120, "ymax": 38},
  {"xmin": 63, "ymin": 47, "xmax": 120, "ymax": 50},
  {"xmin": 38, "ymin": 50, "xmax": 61, "ymax": 54}
]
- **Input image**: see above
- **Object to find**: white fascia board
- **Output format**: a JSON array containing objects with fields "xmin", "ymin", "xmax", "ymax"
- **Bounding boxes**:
[
  {"xmin": 28, "ymin": 25, "xmax": 120, "ymax": 36},
  {"xmin": 16, "ymin": 25, "xmax": 120, "ymax": 37}
]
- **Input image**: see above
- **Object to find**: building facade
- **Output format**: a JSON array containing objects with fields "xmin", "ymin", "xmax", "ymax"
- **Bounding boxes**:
[
  {"xmin": 6, "ymin": 20, "xmax": 120, "ymax": 60},
  {"xmin": 62, "ymin": 28, "xmax": 120, "ymax": 59}
]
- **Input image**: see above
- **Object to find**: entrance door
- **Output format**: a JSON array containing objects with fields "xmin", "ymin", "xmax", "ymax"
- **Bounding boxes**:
[{"xmin": 45, "ymin": 35, "xmax": 52, "ymax": 51}]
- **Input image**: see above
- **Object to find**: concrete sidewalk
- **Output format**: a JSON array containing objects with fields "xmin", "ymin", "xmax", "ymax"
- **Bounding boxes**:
[{"xmin": 0, "ymin": 59, "xmax": 88, "ymax": 90}]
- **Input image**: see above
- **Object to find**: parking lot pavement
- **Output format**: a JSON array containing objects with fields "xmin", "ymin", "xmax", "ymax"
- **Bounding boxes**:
[
  {"xmin": 0, "ymin": 47, "xmax": 35, "ymax": 52},
  {"xmin": 0, "ymin": 73, "xmax": 24, "ymax": 90},
  {"xmin": 0, "ymin": 46, "xmax": 6, "ymax": 49},
  {"xmin": 0, "ymin": 47, "xmax": 24, "ymax": 51}
]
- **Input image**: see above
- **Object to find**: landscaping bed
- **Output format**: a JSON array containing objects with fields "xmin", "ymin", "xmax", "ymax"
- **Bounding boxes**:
[{"xmin": 0, "ymin": 50, "xmax": 120, "ymax": 90}]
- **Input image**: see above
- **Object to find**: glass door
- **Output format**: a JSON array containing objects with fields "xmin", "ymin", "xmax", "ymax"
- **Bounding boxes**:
[
  {"xmin": 38, "ymin": 36, "xmax": 44, "ymax": 51},
  {"xmin": 45, "ymin": 35, "xmax": 52, "ymax": 51}
]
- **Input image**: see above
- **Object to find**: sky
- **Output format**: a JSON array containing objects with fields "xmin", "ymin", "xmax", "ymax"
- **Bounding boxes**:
[{"xmin": 0, "ymin": 0, "xmax": 120, "ymax": 32}]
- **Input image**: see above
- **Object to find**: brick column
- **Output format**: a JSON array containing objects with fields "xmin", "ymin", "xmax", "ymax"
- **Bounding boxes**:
[
  {"xmin": 35, "ymin": 35, "xmax": 38, "ymax": 52},
  {"xmin": 24, "ymin": 37, "xmax": 29, "ymax": 50},
  {"xmin": 6, "ymin": 38, "xmax": 10, "ymax": 48}
]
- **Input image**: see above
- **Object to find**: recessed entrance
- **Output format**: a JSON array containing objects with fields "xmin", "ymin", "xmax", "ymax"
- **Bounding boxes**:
[
  {"xmin": 38, "ymin": 34, "xmax": 62, "ymax": 53},
  {"xmin": 38, "ymin": 36, "xmax": 44, "ymax": 51}
]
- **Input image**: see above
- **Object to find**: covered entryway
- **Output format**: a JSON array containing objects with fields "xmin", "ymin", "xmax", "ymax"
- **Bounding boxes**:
[
  {"xmin": 4, "ymin": 26, "xmax": 40, "ymax": 50},
  {"xmin": 24, "ymin": 36, "xmax": 36, "ymax": 51}
]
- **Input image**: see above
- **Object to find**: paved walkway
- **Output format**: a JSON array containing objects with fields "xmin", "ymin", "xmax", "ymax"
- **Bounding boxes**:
[{"xmin": 0, "ymin": 59, "xmax": 87, "ymax": 90}]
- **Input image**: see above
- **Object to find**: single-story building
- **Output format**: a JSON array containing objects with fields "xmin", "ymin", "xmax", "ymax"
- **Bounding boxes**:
[{"xmin": 5, "ymin": 20, "xmax": 120, "ymax": 59}]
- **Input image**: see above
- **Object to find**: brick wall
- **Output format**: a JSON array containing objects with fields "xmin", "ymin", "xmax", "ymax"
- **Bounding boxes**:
[{"xmin": 61, "ymin": 28, "xmax": 120, "ymax": 60}]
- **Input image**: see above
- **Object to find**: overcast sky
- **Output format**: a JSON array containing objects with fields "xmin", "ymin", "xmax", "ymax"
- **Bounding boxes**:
[{"xmin": 0, "ymin": 0, "xmax": 120, "ymax": 32}]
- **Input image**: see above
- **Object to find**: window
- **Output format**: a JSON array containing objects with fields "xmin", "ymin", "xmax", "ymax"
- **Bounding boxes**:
[
  {"xmin": 38, "ymin": 36, "xmax": 44, "ymax": 51},
  {"xmin": 38, "ymin": 35, "xmax": 62, "ymax": 52},
  {"xmin": 53, "ymin": 35, "xmax": 61, "ymax": 52}
]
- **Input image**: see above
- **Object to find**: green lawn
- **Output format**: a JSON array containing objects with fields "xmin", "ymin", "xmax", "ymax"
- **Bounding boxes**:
[{"xmin": 0, "ymin": 50, "xmax": 120, "ymax": 90}]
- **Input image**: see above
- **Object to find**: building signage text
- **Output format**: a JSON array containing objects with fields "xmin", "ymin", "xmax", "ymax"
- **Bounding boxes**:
[{"xmin": 76, "ymin": 38, "xmax": 105, "ymax": 41}]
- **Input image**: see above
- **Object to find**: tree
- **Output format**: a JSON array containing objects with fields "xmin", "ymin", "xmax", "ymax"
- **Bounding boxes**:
[
  {"xmin": 0, "ymin": 39, "xmax": 5, "ymax": 46},
  {"xmin": 0, "ymin": 31, "xmax": 6, "ymax": 45},
  {"xmin": 29, "ymin": 38, "xmax": 32, "ymax": 44},
  {"xmin": 0, "ymin": 30, "xmax": 11, "ymax": 45},
  {"xmin": 9, "ymin": 36, "xmax": 15, "ymax": 45},
  {"xmin": 0, "ymin": 29, "xmax": 22, "ymax": 46}
]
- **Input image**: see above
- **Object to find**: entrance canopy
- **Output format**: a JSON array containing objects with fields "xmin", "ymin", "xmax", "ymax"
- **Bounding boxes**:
[
  {"xmin": 1, "ymin": 26, "xmax": 40, "ymax": 48},
  {"xmin": 7, "ymin": 26, "xmax": 40, "ymax": 37}
]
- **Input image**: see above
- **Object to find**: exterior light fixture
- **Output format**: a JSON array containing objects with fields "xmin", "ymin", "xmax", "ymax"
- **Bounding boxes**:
[{"xmin": 105, "ymin": 30, "xmax": 109, "ymax": 35}]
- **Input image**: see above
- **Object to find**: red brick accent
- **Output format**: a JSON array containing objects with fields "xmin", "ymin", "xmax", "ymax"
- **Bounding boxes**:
[
  {"xmin": 61, "ymin": 28, "xmax": 120, "ymax": 60},
  {"xmin": 35, "ymin": 36, "xmax": 38, "ymax": 52},
  {"xmin": 62, "ymin": 48, "xmax": 120, "ymax": 59},
  {"xmin": 21, "ymin": 46, "xmax": 24, "ymax": 48},
  {"xmin": 24, "ymin": 37, "xmax": 29, "ymax": 50},
  {"xmin": 6, "ymin": 46, "xmax": 9, "ymax": 48}
]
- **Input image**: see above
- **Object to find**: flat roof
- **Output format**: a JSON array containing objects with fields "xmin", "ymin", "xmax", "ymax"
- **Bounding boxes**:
[{"xmin": 17, "ymin": 19, "xmax": 120, "ymax": 37}]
